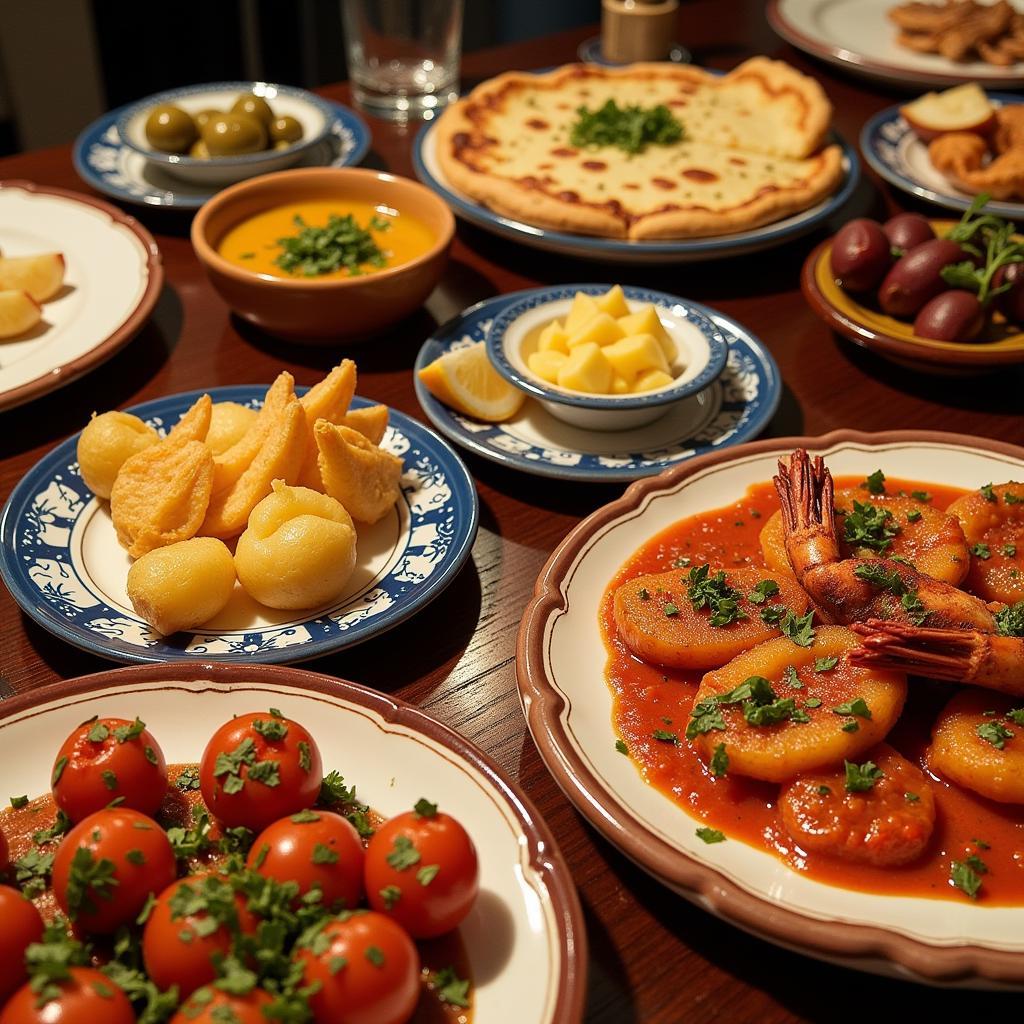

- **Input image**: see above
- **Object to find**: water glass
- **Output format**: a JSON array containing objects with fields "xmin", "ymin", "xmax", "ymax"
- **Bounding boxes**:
[{"xmin": 341, "ymin": 0, "xmax": 463, "ymax": 122}]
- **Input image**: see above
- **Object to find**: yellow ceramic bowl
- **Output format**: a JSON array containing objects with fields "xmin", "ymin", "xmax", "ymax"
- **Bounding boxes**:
[{"xmin": 192, "ymin": 167, "xmax": 454, "ymax": 343}]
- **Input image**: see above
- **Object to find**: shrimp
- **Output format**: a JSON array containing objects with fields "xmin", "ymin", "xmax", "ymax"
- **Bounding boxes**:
[
  {"xmin": 849, "ymin": 619, "xmax": 1024, "ymax": 696},
  {"xmin": 947, "ymin": 482, "xmax": 1024, "ymax": 605},
  {"xmin": 774, "ymin": 450, "xmax": 995, "ymax": 631}
]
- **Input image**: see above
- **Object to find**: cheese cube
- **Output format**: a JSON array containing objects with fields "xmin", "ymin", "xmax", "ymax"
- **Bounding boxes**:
[
  {"xmin": 596, "ymin": 284, "xmax": 631, "ymax": 319},
  {"xmin": 528, "ymin": 350, "xmax": 568, "ymax": 384},
  {"xmin": 616, "ymin": 304, "xmax": 678, "ymax": 363},
  {"xmin": 566, "ymin": 312, "xmax": 625, "ymax": 349},
  {"xmin": 611, "ymin": 373, "xmax": 631, "ymax": 395},
  {"xmin": 564, "ymin": 292, "xmax": 601, "ymax": 333},
  {"xmin": 602, "ymin": 333, "xmax": 670, "ymax": 380},
  {"xmin": 634, "ymin": 369, "xmax": 675, "ymax": 393},
  {"xmin": 538, "ymin": 320, "xmax": 569, "ymax": 354},
  {"xmin": 557, "ymin": 342, "xmax": 613, "ymax": 394}
]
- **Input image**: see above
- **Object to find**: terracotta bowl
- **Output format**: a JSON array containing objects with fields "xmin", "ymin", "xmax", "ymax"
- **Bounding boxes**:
[{"xmin": 191, "ymin": 167, "xmax": 454, "ymax": 343}]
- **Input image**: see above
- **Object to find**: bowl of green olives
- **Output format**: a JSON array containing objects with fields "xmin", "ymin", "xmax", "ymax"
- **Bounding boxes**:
[{"xmin": 116, "ymin": 81, "xmax": 334, "ymax": 185}]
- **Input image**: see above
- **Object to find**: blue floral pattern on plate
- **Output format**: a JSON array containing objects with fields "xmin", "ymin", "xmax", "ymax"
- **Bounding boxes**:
[
  {"xmin": 0, "ymin": 387, "xmax": 477, "ymax": 665},
  {"xmin": 413, "ymin": 294, "xmax": 781, "ymax": 482}
]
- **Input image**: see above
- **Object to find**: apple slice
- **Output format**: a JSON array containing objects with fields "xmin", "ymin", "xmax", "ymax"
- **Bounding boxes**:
[
  {"xmin": 0, "ymin": 253, "xmax": 64, "ymax": 302},
  {"xmin": 901, "ymin": 83, "xmax": 997, "ymax": 143},
  {"xmin": 0, "ymin": 289, "xmax": 41, "ymax": 338}
]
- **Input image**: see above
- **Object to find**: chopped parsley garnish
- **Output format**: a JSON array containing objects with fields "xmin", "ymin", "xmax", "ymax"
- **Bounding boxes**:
[
  {"xmin": 971, "ymin": 542, "xmax": 992, "ymax": 560},
  {"xmin": 833, "ymin": 698, "xmax": 872, "ymax": 720},
  {"xmin": 176, "ymin": 766, "xmax": 201, "ymax": 792},
  {"xmin": 433, "ymin": 966, "xmax": 471, "ymax": 1008},
  {"xmin": 101, "ymin": 770, "xmax": 118, "ymax": 791},
  {"xmin": 685, "ymin": 564, "xmax": 747, "ymax": 627},
  {"xmin": 417, "ymin": 864, "xmax": 440, "ymax": 886},
  {"xmin": 779, "ymin": 609, "xmax": 815, "ymax": 647},
  {"xmin": 804, "ymin": 697, "xmax": 823, "ymax": 708},
  {"xmin": 615, "ymin": 739, "xmax": 628, "ymax": 756},
  {"xmin": 569, "ymin": 98, "xmax": 684, "ymax": 154},
  {"xmin": 760, "ymin": 604, "xmax": 788, "ymax": 626},
  {"xmin": 1001, "ymin": 544, "xmax": 1017, "ymax": 557},
  {"xmin": 64, "ymin": 847, "xmax": 118, "ymax": 918},
  {"xmin": 252, "ymin": 717, "xmax": 289, "ymax": 741},
  {"xmin": 814, "ymin": 656, "xmax": 839, "ymax": 673},
  {"xmin": 638, "ymin": 587, "xmax": 650, "ymax": 601},
  {"xmin": 905, "ymin": 791, "xmax": 920, "ymax": 802},
  {"xmin": 9, "ymin": 794, "xmax": 28, "ymax": 809},
  {"xmin": 364, "ymin": 946, "xmax": 385, "ymax": 967},
  {"xmin": 747, "ymin": 579, "xmax": 780, "ymax": 605},
  {"xmin": 783, "ymin": 665, "xmax": 802, "ymax": 689},
  {"xmin": 995, "ymin": 601, "xmax": 1024, "ymax": 637},
  {"xmin": 977, "ymin": 720, "xmax": 1015, "ymax": 749},
  {"xmin": 14, "ymin": 848, "xmax": 54, "ymax": 898},
  {"xmin": 33, "ymin": 810, "xmax": 71, "ymax": 845},
  {"xmin": 842, "ymin": 500, "xmax": 898, "ymax": 554},
  {"xmin": 1006, "ymin": 490, "xmax": 1024, "ymax": 504},
  {"xmin": 951, "ymin": 856, "xmax": 987, "ymax": 899},
  {"xmin": 52, "ymin": 757, "xmax": 68, "ymax": 786},
  {"xmin": 291, "ymin": 809, "xmax": 321, "ymax": 824},
  {"xmin": 113, "ymin": 718, "xmax": 146, "ymax": 743},
  {"xmin": 906, "ymin": 509, "xmax": 922, "ymax": 523},
  {"xmin": 311, "ymin": 843, "xmax": 339, "ymax": 865},
  {"xmin": 274, "ymin": 213, "xmax": 390, "ymax": 277},
  {"xmin": 1007, "ymin": 707, "xmax": 1024, "ymax": 725},
  {"xmin": 853, "ymin": 562, "xmax": 905, "ymax": 593},
  {"xmin": 981, "ymin": 482, "xmax": 997, "ymax": 501},
  {"xmin": 709, "ymin": 743, "xmax": 729, "ymax": 777},
  {"xmin": 841, "ymin": 721, "xmax": 860, "ymax": 733},
  {"xmin": 663, "ymin": 602, "xmax": 679, "ymax": 618},
  {"xmin": 685, "ymin": 699, "xmax": 726, "ymax": 740},
  {"xmin": 386, "ymin": 835, "xmax": 420, "ymax": 871},
  {"xmin": 695, "ymin": 826, "xmax": 726, "ymax": 844},
  {"xmin": 864, "ymin": 469, "xmax": 886, "ymax": 494},
  {"xmin": 910, "ymin": 490, "xmax": 931, "ymax": 502},
  {"xmin": 413, "ymin": 798, "xmax": 438, "ymax": 818},
  {"xmin": 652, "ymin": 729, "xmax": 679, "ymax": 744},
  {"xmin": 379, "ymin": 885, "xmax": 401, "ymax": 910},
  {"xmin": 844, "ymin": 760, "xmax": 884, "ymax": 792},
  {"xmin": 86, "ymin": 721, "xmax": 110, "ymax": 743}
]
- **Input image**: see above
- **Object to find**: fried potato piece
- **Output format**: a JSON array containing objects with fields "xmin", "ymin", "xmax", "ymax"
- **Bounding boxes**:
[
  {"xmin": 166, "ymin": 393, "xmax": 212, "ymax": 444},
  {"xmin": 297, "ymin": 361, "xmax": 357, "ymax": 490},
  {"xmin": 779, "ymin": 744, "xmax": 936, "ymax": 866},
  {"xmin": 315, "ymin": 421, "xmax": 402, "ymax": 524},
  {"xmin": 206, "ymin": 402, "xmax": 258, "ymax": 455},
  {"xmin": 341, "ymin": 404, "xmax": 388, "ymax": 446},
  {"xmin": 110, "ymin": 440, "xmax": 214, "ymax": 557},
  {"xmin": 200, "ymin": 397, "xmax": 306, "ymax": 539},
  {"xmin": 613, "ymin": 566, "xmax": 811, "ymax": 670},
  {"xmin": 77, "ymin": 411, "xmax": 160, "ymax": 500},
  {"xmin": 690, "ymin": 627, "xmax": 907, "ymax": 782},
  {"xmin": 930, "ymin": 689, "xmax": 1024, "ymax": 803}
]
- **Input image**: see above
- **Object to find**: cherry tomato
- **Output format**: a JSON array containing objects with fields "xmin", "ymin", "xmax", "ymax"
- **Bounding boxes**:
[
  {"xmin": 296, "ymin": 911, "xmax": 420, "ymax": 1024},
  {"xmin": 0, "ymin": 885, "xmax": 43, "ymax": 1003},
  {"xmin": 199, "ymin": 711, "xmax": 323, "ymax": 831},
  {"xmin": 247, "ymin": 810, "xmax": 364, "ymax": 911},
  {"xmin": 365, "ymin": 801, "xmax": 478, "ymax": 938},
  {"xmin": 52, "ymin": 807, "xmax": 175, "ymax": 934},
  {"xmin": 143, "ymin": 871, "xmax": 258, "ymax": 998},
  {"xmin": 169, "ymin": 987, "xmax": 273, "ymax": 1024},
  {"xmin": 0, "ymin": 968, "xmax": 133, "ymax": 1024},
  {"xmin": 52, "ymin": 715, "xmax": 168, "ymax": 823}
]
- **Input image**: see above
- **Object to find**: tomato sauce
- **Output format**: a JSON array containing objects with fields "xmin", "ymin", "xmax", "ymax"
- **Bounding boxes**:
[
  {"xmin": 1, "ymin": 765, "xmax": 472, "ymax": 1022},
  {"xmin": 602, "ymin": 476, "xmax": 1024, "ymax": 904}
]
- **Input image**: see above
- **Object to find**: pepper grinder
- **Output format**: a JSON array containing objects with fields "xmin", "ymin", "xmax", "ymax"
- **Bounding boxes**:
[{"xmin": 601, "ymin": 0, "xmax": 679, "ymax": 63}]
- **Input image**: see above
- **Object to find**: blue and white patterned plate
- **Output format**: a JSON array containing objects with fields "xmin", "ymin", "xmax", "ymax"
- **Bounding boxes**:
[
  {"xmin": 73, "ymin": 100, "xmax": 370, "ymax": 210},
  {"xmin": 413, "ymin": 294, "xmax": 781, "ymax": 482},
  {"xmin": 861, "ymin": 94, "xmax": 1024, "ymax": 220},
  {"xmin": 575, "ymin": 36, "xmax": 692, "ymax": 66},
  {"xmin": 0, "ymin": 387, "xmax": 478, "ymax": 665}
]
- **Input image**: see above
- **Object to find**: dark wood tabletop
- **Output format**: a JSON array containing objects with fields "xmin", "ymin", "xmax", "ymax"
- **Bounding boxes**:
[{"xmin": 2, "ymin": 2, "xmax": 1023, "ymax": 1020}]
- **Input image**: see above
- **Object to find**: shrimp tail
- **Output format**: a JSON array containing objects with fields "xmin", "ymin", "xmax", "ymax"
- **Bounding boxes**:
[{"xmin": 773, "ymin": 449, "xmax": 840, "ymax": 579}]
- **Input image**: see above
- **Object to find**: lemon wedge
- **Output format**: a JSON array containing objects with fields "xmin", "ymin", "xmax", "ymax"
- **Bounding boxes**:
[{"xmin": 418, "ymin": 342, "xmax": 525, "ymax": 422}]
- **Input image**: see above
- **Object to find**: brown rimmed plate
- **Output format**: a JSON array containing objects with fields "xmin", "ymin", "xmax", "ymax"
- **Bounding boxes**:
[
  {"xmin": 0, "ymin": 661, "xmax": 587, "ymax": 1021},
  {"xmin": 0, "ymin": 180, "xmax": 162, "ymax": 412},
  {"xmin": 518, "ymin": 429, "xmax": 1024, "ymax": 986}
]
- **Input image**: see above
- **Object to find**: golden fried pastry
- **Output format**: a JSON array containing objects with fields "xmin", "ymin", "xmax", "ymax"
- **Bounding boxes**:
[
  {"xmin": 341, "ymin": 404, "xmax": 389, "ymax": 446},
  {"xmin": 77, "ymin": 411, "xmax": 160, "ymax": 500},
  {"xmin": 890, "ymin": 0, "xmax": 1021, "ymax": 65},
  {"xmin": 930, "ymin": 127, "xmax": 1024, "ymax": 201},
  {"xmin": 315, "ymin": 421, "xmax": 402, "ymax": 524},
  {"xmin": 166, "ymin": 393, "xmax": 212, "ymax": 445},
  {"xmin": 297, "ymin": 360, "xmax": 357, "ymax": 490},
  {"xmin": 205, "ymin": 402, "xmax": 258, "ymax": 455}
]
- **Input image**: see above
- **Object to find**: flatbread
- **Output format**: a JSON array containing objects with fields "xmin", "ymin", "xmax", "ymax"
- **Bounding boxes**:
[{"xmin": 435, "ymin": 57, "xmax": 844, "ymax": 240}]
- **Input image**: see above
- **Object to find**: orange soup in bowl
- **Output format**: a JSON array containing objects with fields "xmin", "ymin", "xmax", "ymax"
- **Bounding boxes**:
[{"xmin": 216, "ymin": 199, "xmax": 435, "ymax": 281}]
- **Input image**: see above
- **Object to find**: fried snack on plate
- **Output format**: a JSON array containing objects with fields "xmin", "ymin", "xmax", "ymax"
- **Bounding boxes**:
[
  {"xmin": 0, "ymin": 289, "xmax": 41, "ymax": 339},
  {"xmin": 890, "ymin": 0, "xmax": 1019, "ymax": 64},
  {"xmin": 234, "ymin": 481, "xmax": 357, "ymax": 610},
  {"xmin": 0, "ymin": 253, "xmax": 64, "ymax": 301},
  {"xmin": 166, "ymin": 392, "xmax": 213, "ymax": 445},
  {"xmin": 126, "ymin": 536, "xmax": 236, "ymax": 635},
  {"xmin": 205, "ymin": 402, "xmax": 258, "ymax": 455},
  {"xmin": 341, "ymin": 404, "xmax": 388, "ymax": 446},
  {"xmin": 77, "ymin": 411, "xmax": 160, "ymax": 499},
  {"xmin": 315, "ymin": 421, "xmax": 402, "ymax": 524},
  {"xmin": 297, "ymin": 361, "xmax": 357, "ymax": 490}
]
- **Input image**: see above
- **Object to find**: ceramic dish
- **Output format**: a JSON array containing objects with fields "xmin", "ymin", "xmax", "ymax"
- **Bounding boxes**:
[
  {"xmin": 801, "ymin": 227, "xmax": 1024, "ymax": 371},
  {"xmin": 413, "ymin": 294, "xmax": 781, "ymax": 482},
  {"xmin": 486, "ymin": 285, "xmax": 727, "ymax": 431},
  {"xmin": 0, "ymin": 660, "xmax": 586, "ymax": 1021},
  {"xmin": 0, "ymin": 385, "xmax": 477, "ymax": 664},
  {"xmin": 0, "ymin": 181, "xmax": 162, "ymax": 413},
  {"xmin": 412, "ymin": 121, "xmax": 860, "ymax": 265},
  {"xmin": 73, "ymin": 99, "xmax": 369, "ymax": 211},
  {"xmin": 116, "ymin": 81, "xmax": 334, "ymax": 186},
  {"xmin": 862, "ymin": 93, "xmax": 1024, "ymax": 219},
  {"xmin": 768, "ymin": 0, "xmax": 1024, "ymax": 89},
  {"xmin": 518, "ymin": 429, "xmax": 1024, "ymax": 986}
]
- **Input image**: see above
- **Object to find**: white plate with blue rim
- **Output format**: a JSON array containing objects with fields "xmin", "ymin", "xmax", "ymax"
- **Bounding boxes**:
[
  {"xmin": 861, "ymin": 93, "xmax": 1024, "ymax": 220},
  {"xmin": 413, "ymin": 292, "xmax": 781, "ymax": 483},
  {"xmin": 73, "ymin": 92, "xmax": 370, "ymax": 211},
  {"xmin": 0, "ymin": 386, "xmax": 477, "ymax": 664},
  {"xmin": 411, "ymin": 119, "xmax": 860, "ymax": 265}
]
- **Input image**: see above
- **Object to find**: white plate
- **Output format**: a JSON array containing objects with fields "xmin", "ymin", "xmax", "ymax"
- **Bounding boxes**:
[{"xmin": 0, "ymin": 182, "xmax": 162, "ymax": 412}]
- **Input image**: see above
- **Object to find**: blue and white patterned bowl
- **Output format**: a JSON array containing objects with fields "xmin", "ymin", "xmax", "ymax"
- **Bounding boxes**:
[
  {"xmin": 486, "ymin": 285, "xmax": 728, "ymax": 431},
  {"xmin": 0, "ymin": 386, "xmax": 478, "ymax": 665}
]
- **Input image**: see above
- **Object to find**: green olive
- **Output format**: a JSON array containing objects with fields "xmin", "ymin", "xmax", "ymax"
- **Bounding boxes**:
[
  {"xmin": 189, "ymin": 139, "xmax": 210, "ymax": 159},
  {"xmin": 201, "ymin": 113, "xmax": 267, "ymax": 156},
  {"xmin": 144, "ymin": 103, "xmax": 197, "ymax": 153},
  {"xmin": 268, "ymin": 115, "xmax": 303, "ymax": 145},
  {"xmin": 231, "ymin": 93, "xmax": 274, "ymax": 128},
  {"xmin": 193, "ymin": 108, "xmax": 222, "ymax": 131}
]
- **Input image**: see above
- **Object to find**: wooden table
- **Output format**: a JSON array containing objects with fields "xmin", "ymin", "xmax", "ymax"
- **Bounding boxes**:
[{"xmin": 2, "ymin": 2, "xmax": 1023, "ymax": 1019}]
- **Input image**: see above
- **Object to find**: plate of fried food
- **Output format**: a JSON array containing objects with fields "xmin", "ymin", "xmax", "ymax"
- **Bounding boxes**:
[
  {"xmin": 519, "ymin": 429, "xmax": 1024, "ymax": 985},
  {"xmin": 413, "ymin": 57, "xmax": 858, "ymax": 263},
  {"xmin": 0, "ymin": 360, "xmax": 477, "ymax": 663},
  {"xmin": 0, "ymin": 181, "xmax": 162, "ymax": 412},
  {"xmin": 769, "ymin": 0, "xmax": 1024, "ymax": 89}
]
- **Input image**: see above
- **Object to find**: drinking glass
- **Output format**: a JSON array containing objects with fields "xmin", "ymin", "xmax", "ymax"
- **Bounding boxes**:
[{"xmin": 341, "ymin": 0, "xmax": 463, "ymax": 122}]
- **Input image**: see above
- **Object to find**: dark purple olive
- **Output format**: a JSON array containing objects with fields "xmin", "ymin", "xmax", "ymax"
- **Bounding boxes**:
[
  {"xmin": 830, "ymin": 218, "xmax": 891, "ymax": 293},
  {"xmin": 994, "ymin": 261, "xmax": 1024, "ymax": 324},
  {"xmin": 883, "ymin": 213, "xmax": 934, "ymax": 255},
  {"xmin": 878, "ymin": 238, "xmax": 966, "ymax": 318},
  {"xmin": 913, "ymin": 289, "xmax": 984, "ymax": 342}
]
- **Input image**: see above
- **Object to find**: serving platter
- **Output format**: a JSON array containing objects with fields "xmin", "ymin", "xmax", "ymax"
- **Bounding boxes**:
[
  {"xmin": 0, "ymin": 181, "xmax": 162, "ymax": 412},
  {"xmin": 517, "ymin": 429, "xmax": 1024, "ymax": 986},
  {"xmin": 0, "ymin": 661, "xmax": 586, "ymax": 1022},
  {"xmin": 73, "ymin": 99, "xmax": 370, "ymax": 210},
  {"xmin": 412, "ymin": 120, "xmax": 860, "ymax": 265},
  {"xmin": 862, "ymin": 93, "xmax": 1024, "ymax": 219},
  {"xmin": 413, "ymin": 294, "xmax": 781, "ymax": 482},
  {"xmin": 768, "ymin": 0, "xmax": 1024, "ymax": 89},
  {"xmin": 0, "ymin": 385, "xmax": 477, "ymax": 664}
]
